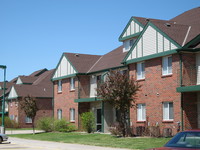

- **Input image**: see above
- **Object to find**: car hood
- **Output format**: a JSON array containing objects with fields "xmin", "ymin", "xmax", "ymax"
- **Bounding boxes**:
[{"xmin": 147, "ymin": 147, "xmax": 195, "ymax": 150}]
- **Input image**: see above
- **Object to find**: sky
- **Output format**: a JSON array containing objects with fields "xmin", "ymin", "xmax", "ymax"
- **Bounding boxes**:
[{"xmin": 0, "ymin": 0, "xmax": 200, "ymax": 81}]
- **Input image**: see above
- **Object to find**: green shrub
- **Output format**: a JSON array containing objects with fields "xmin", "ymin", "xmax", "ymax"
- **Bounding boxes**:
[
  {"xmin": 54, "ymin": 119, "xmax": 69, "ymax": 132},
  {"xmin": 59, "ymin": 124, "xmax": 77, "ymax": 132},
  {"xmin": 36, "ymin": 117, "xmax": 54, "ymax": 132},
  {"xmin": 81, "ymin": 111, "xmax": 95, "ymax": 133},
  {"xmin": 0, "ymin": 117, "xmax": 19, "ymax": 128}
]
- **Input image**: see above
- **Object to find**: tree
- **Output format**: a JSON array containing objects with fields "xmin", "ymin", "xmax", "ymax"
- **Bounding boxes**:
[
  {"xmin": 20, "ymin": 95, "xmax": 38, "ymax": 134},
  {"xmin": 97, "ymin": 70, "xmax": 140, "ymax": 137}
]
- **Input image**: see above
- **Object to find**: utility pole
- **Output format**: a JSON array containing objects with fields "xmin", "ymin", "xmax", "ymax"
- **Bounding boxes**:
[{"xmin": 0, "ymin": 65, "xmax": 6, "ymax": 134}]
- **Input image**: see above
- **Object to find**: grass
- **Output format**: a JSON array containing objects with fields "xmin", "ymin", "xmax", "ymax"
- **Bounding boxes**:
[{"xmin": 9, "ymin": 132, "xmax": 170, "ymax": 149}]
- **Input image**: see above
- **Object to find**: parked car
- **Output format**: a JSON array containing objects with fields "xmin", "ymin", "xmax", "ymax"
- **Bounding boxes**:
[
  {"xmin": 0, "ymin": 133, "xmax": 8, "ymax": 143},
  {"xmin": 147, "ymin": 130, "xmax": 200, "ymax": 150}
]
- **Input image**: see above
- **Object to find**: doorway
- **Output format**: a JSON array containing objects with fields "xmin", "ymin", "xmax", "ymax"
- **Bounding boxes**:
[{"xmin": 96, "ymin": 109, "xmax": 102, "ymax": 132}]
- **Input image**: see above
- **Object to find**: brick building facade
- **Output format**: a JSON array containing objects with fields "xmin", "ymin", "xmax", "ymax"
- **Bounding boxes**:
[{"xmin": 52, "ymin": 7, "xmax": 200, "ymax": 135}]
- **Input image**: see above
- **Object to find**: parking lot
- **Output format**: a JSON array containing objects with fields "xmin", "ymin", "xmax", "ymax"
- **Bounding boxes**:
[{"xmin": 0, "ymin": 137, "xmax": 129, "ymax": 150}]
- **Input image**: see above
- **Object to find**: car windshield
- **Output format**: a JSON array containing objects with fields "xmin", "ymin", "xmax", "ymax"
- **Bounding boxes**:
[{"xmin": 165, "ymin": 132, "xmax": 200, "ymax": 149}]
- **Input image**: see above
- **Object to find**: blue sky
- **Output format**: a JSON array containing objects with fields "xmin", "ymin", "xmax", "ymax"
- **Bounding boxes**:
[{"xmin": 0, "ymin": 0, "xmax": 199, "ymax": 81}]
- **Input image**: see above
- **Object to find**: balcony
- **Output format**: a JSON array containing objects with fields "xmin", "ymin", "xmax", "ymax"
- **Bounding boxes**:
[{"xmin": 177, "ymin": 66, "xmax": 200, "ymax": 92}]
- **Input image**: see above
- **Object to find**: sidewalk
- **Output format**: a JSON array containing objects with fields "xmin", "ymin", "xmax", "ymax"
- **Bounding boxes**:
[{"xmin": 6, "ymin": 129, "xmax": 44, "ymax": 135}]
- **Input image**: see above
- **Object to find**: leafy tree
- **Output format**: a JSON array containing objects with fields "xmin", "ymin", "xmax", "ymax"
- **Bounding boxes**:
[
  {"xmin": 97, "ymin": 70, "xmax": 140, "ymax": 137},
  {"xmin": 20, "ymin": 95, "xmax": 38, "ymax": 134}
]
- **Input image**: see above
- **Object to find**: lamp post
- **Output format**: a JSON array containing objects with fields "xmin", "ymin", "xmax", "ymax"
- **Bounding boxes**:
[{"xmin": 0, "ymin": 65, "xmax": 6, "ymax": 134}]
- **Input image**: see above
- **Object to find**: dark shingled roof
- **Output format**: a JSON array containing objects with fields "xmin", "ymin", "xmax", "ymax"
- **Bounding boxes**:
[
  {"xmin": 88, "ymin": 46, "xmax": 126, "ymax": 73},
  {"xmin": 170, "ymin": 7, "xmax": 200, "ymax": 46},
  {"xmin": 134, "ymin": 16, "xmax": 189, "ymax": 46},
  {"xmin": 64, "ymin": 53, "xmax": 102, "ymax": 73},
  {"xmin": 18, "ymin": 76, "xmax": 39, "ymax": 84},
  {"xmin": 6, "ymin": 69, "xmax": 55, "ymax": 98}
]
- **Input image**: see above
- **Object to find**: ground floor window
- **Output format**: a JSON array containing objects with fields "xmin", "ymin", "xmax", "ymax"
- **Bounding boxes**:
[
  {"xmin": 25, "ymin": 116, "xmax": 32, "ymax": 123},
  {"xmin": 10, "ymin": 115, "xmax": 14, "ymax": 120},
  {"xmin": 163, "ymin": 102, "xmax": 174, "ymax": 121},
  {"xmin": 57, "ymin": 109, "xmax": 62, "ymax": 120},
  {"xmin": 70, "ymin": 108, "xmax": 75, "ymax": 122},
  {"xmin": 137, "ymin": 103, "xmax": 146, "ymax": 121}
]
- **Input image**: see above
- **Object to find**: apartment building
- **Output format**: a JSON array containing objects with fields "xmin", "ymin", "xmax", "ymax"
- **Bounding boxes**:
[{"xmin": 52, "ymin": 7, "xmax": 200, "ymax": 135}]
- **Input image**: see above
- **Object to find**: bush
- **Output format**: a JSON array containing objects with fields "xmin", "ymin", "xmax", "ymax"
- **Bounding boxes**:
[
  {"xmin": 54, "ymin": 119, "xmax": 69, "ymax": 132},
  {"xmin": 0, "ymin": 117, "xmax": 19, "ymax": 128},
  {"xmin": 37, "ymin": 117, "xmax": 77, "ymax": 133},
  {"xmin": 59, "ymin": 124, "xmax": 77, "ymax": 132},
  {"xmin": 36, "ymin": 117, "xmax": 54, "ymax": 132},
  {"xmin": 81, "ymin": 111, "xmax": 95, "ymax": 133},
  {"xmin": 109, "ymin": 124, "xmax": 122, "ymax": 136}
]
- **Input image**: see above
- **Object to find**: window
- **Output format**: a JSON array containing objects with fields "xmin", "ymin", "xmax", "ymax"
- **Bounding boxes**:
[
  {"xmin": 58, "ymin": 80, "xmax": 62, "ymax": 92},
  {"xmin": 162, "ymin": 56, "xmax": 172, "ymax": 75},
  {"xmin": 163, "ymin": 102, "xmax": 174, "ymax": 121},
  {"xmin": 123, "ymin": 39, "xmax": 135, "ymax": 52},
  {"xmin": 25, "ymin": 116, "xmax": 32, "ymax": 123},
  {"xmin": 137, "ymin": 104, "xmax": 146, "ymax": 121},
  {"xmin": 57, "ymin": 109, "xmax": 62, "ymax": 120},
  {"xmin": 70, "ymin": 77, "xmax": 75, "ymax": 90},
  {"xmin": 70, "ymin": 108, "xmax": 75, "ymax": 122},
  {"xmin": 137, "ymin": 62, "xmax": 145, "ymax": 80},
  {"xmin": 10, "ymin": 115, "xmax": 14, "ymax": 120}
]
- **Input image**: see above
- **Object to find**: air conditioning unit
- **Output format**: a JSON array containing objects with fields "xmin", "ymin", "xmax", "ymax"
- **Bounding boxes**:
[{"xmin": 163, "ymin": 128, "xmax": 172, "ymax": 137}]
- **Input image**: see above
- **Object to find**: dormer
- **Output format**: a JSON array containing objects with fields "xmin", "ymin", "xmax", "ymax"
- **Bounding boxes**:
[{"xmin": 119, "ymin": 17, "xmax": 144, "ymax": 52}]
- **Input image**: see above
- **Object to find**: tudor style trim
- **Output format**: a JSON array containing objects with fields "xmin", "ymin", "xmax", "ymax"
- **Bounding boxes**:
[
  {"xmin": 119, "ymin": 17, "xmax": 144, "ymax": 41},
  {"xmin": 52, "ymin": 53, "xmax": 78, "ymax": 81},
  {"xmin": 123, "ymin": 21, "xmax": 182, "ymax": 64}
]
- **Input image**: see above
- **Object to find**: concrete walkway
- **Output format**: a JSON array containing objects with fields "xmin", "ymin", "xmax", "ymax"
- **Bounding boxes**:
[
  {"xmin": 6, "ymin": 129, "xmax": 44, "ymax": 135},
  {"xmin": 3, "ymin": 137, "xmax": 130, "ymax": 150},
  {"xmin": 4, "ymin": 130, "xmax": 130, "ymax": 150}
]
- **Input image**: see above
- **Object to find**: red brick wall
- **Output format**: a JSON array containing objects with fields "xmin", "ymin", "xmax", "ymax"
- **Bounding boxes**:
[
  {"xmin": 129, "ymin": 54, "xmax": 181, "ymax": 135},
  {"xmin": 53, "ymin": 77, "xmax": 79, "ymax": 127},
  {"xmin": 8, "ymin": 97, "xmax": 53, "ymax": 128},
  {"xmin": 183, "ymin": 92, "xmax": 198, "ymax": 130}
]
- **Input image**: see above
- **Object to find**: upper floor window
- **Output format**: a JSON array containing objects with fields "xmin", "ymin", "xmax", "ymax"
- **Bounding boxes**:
[
  {"xmin": 162, "ymin": 56, "xmax": 172, "ymax": 75},
  {"xmin": 137, "ymin": 103, "xmax": 146, "ymax": 121},
  {"xmin": 70, "ymin": 77, "xmax": 75, "ymax": 91},
  {"xmin": 123, "ymin": 39, "xmax": 135, "ymax": 52},
  {"xmin": 58, "ymin": 80, "xmax": 62, "ymax": 92},
  {"xmin": 163, "ymin": 102, "xmax": 173, "ymax": 121},
  {"xmin": 137, "ymin": 62, "xmax": 145, "ymax": 80},
  {"xmin": 70, "ymin": 108, "xmax": 75, "ymax": 122}
]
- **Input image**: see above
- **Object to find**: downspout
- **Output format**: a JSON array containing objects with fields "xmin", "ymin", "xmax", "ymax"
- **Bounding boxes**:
[
  {"xmin": 76, "ymin": 75, "xmax": 80, "ymax": 130},
  {"xmin": 179, "ymin": 53, "xmax": 184, "ymax": 131},
  {"xmin": 52, "ymin": 81, "xmax": 54, "ymax": 118}
]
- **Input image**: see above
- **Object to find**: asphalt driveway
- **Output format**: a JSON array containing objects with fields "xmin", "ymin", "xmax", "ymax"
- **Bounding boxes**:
[{"xmin": 1, "ymin": 137, "xmax": 130, "ymax": 150}]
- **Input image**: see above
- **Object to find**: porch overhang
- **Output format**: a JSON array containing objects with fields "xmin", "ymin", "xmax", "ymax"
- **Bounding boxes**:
[
  {"xmin": 177, "ymin": 85, "xmax": 200, "ymax": 92},
  {"xmin": 74, "ymin": 97, "xmax": 102, "ymax": 103}
]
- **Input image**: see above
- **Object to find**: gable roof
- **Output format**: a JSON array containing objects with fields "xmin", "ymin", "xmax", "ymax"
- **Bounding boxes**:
[
  {"xmin": 64, "ymin": 53, "xmax": 102, "ymax": 73},
  {"xmin": 88, "ymin": 46, "xmax": 127, "ymax": 73},
  {"xmin": 170, "ymin": 7, "xmax": 200, "ymax": 47},
  {"xmin": 7, "ymin": 69, "xmax": 54, "ymax": 99}
]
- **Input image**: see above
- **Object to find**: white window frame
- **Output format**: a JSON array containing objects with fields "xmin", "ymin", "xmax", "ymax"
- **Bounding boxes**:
[
  {"xmin": 57, "ymin": 109, "xmax": 62, "ymax": 120},
  {"xmin": 58, "ymin": 80, "xmax": 62, "ymax": 92},
  {"xmin": 163, "ymin": 102, "xmax": 174, "ymax": 121},
  {"xmin": 137, "ymin": 104, "xmax": 146, "ymax": 121},
  {"xmin": 137, "ymin": 62, "xmax": 145, "ymax": 80},
  {"xmin": 25, "ymin": 116, "xmax": 32, "ymax": 123},
  {"xmin": 70, "ymin": 108, "xmax": 75, "ymax": 122},
  {"xmin": 123, "ymin": 39, "xmax": 135, "ymax": 52},
  {"xmin": 162, "ymin": 56, "xmax": 172, "ymax": 75},
  {"xmin": 70, "ymin": 77, "xmax": 75, "ymax": 91}
]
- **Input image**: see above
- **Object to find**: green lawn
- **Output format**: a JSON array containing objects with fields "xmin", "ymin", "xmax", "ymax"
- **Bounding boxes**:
[{"xmin": 9, "ymin": 132, "xmax": 170, "ymax": 149}]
